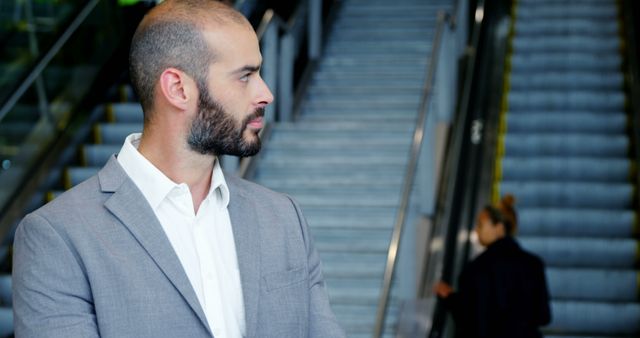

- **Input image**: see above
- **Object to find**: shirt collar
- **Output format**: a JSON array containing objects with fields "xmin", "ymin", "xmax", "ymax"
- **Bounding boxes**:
[
  {"xmin": 117, "ymin": 133, "xmax": 229, "ymax": 210},
  {"xmin": 211, "ymin": 156, "xmax": 230, "ymax": 209}
]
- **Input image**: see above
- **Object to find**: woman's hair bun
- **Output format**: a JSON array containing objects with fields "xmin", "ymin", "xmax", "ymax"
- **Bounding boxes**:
[{"xmin": 501, "ymin": 194, "xmax": 516, "ymax": 209}]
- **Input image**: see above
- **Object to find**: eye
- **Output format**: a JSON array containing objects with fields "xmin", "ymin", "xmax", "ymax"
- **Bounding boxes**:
[{"xmin": 240, "ymin": 73, "xmax": 251, "ymax": 82}]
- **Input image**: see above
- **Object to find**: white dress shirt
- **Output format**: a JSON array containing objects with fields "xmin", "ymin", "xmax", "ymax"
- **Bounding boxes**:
[{"xmin": 117, "ymin": 133, "xmax": 245, "ymax": 338}]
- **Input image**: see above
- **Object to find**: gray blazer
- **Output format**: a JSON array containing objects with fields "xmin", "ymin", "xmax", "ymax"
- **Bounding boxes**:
[{"xmin": 13, "ymin": 156, "xmax": 345, "ymax": 338}]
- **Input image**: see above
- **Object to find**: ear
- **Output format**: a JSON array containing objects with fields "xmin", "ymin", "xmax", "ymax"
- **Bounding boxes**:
[{"xmin": 158, "ymin": 68, "xmax": 196, "ymax": 111}]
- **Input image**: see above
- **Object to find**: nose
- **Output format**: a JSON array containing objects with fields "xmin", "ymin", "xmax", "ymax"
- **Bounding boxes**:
[{"xmin": 255, "ymin": 75, "xmax": 274, "ymax": 106}]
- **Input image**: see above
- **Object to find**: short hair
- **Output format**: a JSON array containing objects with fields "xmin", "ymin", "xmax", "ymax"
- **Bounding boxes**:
[{"xmin": 129, "ymin": 0, "xmax": 248, "ymax": 122}]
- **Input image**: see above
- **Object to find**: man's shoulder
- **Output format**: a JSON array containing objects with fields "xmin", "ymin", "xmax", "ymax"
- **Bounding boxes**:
[{"xmin": 29, "ymin": 173, "xmax": 105, "ymax": 225}]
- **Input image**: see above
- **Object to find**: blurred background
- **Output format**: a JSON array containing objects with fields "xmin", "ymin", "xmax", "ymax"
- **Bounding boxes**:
[{"xmin": 0, "ymin": 0, "xmax": 638, "ymax": 337}]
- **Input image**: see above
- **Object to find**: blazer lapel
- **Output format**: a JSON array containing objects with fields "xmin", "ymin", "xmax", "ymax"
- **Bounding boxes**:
[
  {"xmin": 98, "ymin": 157, "xmax": 212, "ymax": 335},
  {"xmin": 227, "ymin": 180, "xmax": 261, "ymax": 338}
]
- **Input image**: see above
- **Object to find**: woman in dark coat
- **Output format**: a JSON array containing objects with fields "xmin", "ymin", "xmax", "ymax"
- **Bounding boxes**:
[{"xmin": 434, "ymin": 195, "xmax": 551, "ymax": 338}]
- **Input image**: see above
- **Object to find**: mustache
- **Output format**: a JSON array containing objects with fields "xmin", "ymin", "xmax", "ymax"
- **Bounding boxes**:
[{"xmin": 242, "ymin": 107, "xmax": 265, "ymax": 128}]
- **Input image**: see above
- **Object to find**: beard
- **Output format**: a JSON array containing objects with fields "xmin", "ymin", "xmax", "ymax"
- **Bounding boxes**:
[{"xmin": 187, "ymin": 83, "xmax": 263, "ymax": 157}]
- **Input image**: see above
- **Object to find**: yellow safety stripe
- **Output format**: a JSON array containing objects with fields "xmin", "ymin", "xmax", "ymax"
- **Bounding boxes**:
[
  {"xmin": 94, "ymin": 125, "xmax": 102, "ymax": 144},
  {"xmin": 492, "ymin": 0, "xmax": 518, "ymax": 204},
  {"xmin": 106, "ymin": 104, "xmax": 115, "ymax": 123}
]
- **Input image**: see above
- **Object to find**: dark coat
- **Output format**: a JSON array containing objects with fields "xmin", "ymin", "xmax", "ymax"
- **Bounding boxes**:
[{"xmin": 443, "ymin": 237, "xmax": 551, "ymax": 338}]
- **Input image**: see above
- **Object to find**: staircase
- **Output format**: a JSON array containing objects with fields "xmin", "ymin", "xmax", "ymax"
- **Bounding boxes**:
[
  {"xmin": 252, "ymin": 0, "xmax": 449, "ymax": 336},
  {"xmin": 2, "ymin": 1, "xmax": 454, "ymax": 336},
  {"xmin": 495, "ymin": 0, "xmax": 640, "ymax": 336}
]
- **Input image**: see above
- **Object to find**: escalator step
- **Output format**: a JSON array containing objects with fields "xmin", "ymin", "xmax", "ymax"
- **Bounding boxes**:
[
  {"xmin": 0, "ymin": 275, "xmax": 11, "ymax": 306},
  {"xmin": 64, "ymin": 167, "xmax": 100, "ymax": 189},
  {"xmin": 497, "ymin": 181, "xmax": 633, "ymax": 209},
  {"xmin": 94, "ymin": 123, "xmax": 142, "ymax": 145},
  {"xmin": 517, "ymin": 3, "xmax": 617, "ymax": 20},
  {"xmin": 106, "ymin": 103, "xmax": 143, "ymax": 123},
  {"xmin": 509, "ymin": 72, "xmax": 623, "ymax": 90},
  {"xmin": 520, "ymin": 237, "xmax": 638, "ymax": 268},
  {"xmin": 518, "ymin": 208, "xmax": 635, "ymax": 238},
  {"xmin": 508, "ymin": 91, "xmax": 625, "ymax": 111},
  {"xmin": 0, "ymin": 308, "xmax": 12, "ymax": 338},
  {"xmin": 506, "ymin": 113, "xmax": 627, "ymax": 134},
  {"xmin": 503, "ymin": 134, "xmax": 628, "ymax": 157},
  {"xmin": 510, "ymin": 53, "xmax": 621, "ymax": 72},
  {"xmin": 500, "ymin": 158, "xmax": 631, "ymax": 182},
  {"xmin": 512, "ymin": 36, "xmax": 619, "ymax": 54},
  {"xmin": 514, "ymin": 18, "xmax": 619, "ymax": 36},
  {"xmin": 547, "ymin": 268, "xmax": 639, "ymax": 302},
  {"xmin": 548, "ymin": 301, "xmax": 640, "ymax": 335},
  {"xmin": 81, "ymin": 144, "xmax": 120, "ymax": 167}
]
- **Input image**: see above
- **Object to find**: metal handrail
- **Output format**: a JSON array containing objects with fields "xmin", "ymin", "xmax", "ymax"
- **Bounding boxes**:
[
  {"xmin": 372, "ymin": 10, "xmax": 451, "ymax": 338},
  {"xmin": 622, "ymin": 0, "xmax": 640, "ymax": 222},
  {"xmin": 238, "ymin": 0, "xmax": 328, "ymax": 178},
  {"xmin": 0, "ymin": 0, "xmax": 101, "ymax": 123},
  {"xmin": 237, "ymin": 8, "xmax": 287, "ymax": 179},
  {"xmin": 423, "ymin": 1, "xmax": 489, "ymax": 336}
]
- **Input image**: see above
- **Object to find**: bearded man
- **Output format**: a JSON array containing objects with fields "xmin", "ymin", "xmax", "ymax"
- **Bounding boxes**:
[{"xmin": 12, "ymin": 1, "xmax": 344, "ymax": 337}]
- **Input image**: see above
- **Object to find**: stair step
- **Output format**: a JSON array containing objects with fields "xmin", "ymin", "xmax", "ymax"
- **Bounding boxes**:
[
  {"xmin": 321, "ymin": 55, "xmax": 428, "ymax": 66},
  {"xmin": 307, "ymin": 84, "xmax": 423, "ymax": 96},
  {"xmin": 302, "ymin": 207, "xmax": 396, "ymax": 229},
  {"xmin": 106, "ymin": 103, "xmax": 143, "ymax": 123},
  {"xmin": 275, "ymin": 120, "xmax": 414, "ymax": 131},
  {"xmin": 65, "ymin": 166, "xmax": 99, "ymax": 188},
  {"xmin": 520, "ymin": 237, "xmax": 638, "ymax": 268},
  {"xmin": 505, "ymin": 112, "xmax": 627, "ymax": 134},
  {"xmin": 502, "ymin": 134, "xmax": 629, "ymax": 157},
  {"xmin": 518, "ymin": 208, "xmax": 635, "ymax": 238},
  {"xmin": 497, "ymin": 181, "xmax": 634, "ymax": 209},
  {"xmin": 332, "ymin": 303, "xmax": 399, "ymax": 333},
  {"xmin": 260, "ymin": 155, "xmax": 407, "ymax": 167},
  {"xmin": 499, "ymin": 157, "xmax": 631, "ymax": 182},
  {"xmin": 514, "ymin": 18, "xmax": 619, "ymax": 36},
  {"xmin": 547, "ymin": 301, "xmax": 640, "ymax": 335},
  {"xmin": 507, "ymin": 91, "xmax": 625, "ymax": 111},
  {"xmin": 516, "ymin": 3, "xmax": 617, "ymax": 19},
  {"xmin": 512, "ymin": 36, "xmax": 619, "ymax": 53},
  {"xmin": 81, "ymin": 144, "xmax": 119, "ymax": 167},
  {"xmin": 509, "ymin": 72, "xmax": 623, "ymax": 90},
  {"xmin": 329, "ymin": 29, "xmax": 434, "ymax": 41},
  {"xmin": 547, "ymin": 268, "xmax": 639, "ymax": 302},
  {"xmin": 315, "ymin": 228, "xmax": 391, "ymax": 253},
  {"xmin": 94, "ymin": 123, "xmax": 142, "ymax": 145},
  {"xmin": 311, "ymin": 76, "xmax": 425, "ymax": 88},
  {"xmin": 510, "ymin": 53, "xmax": 621, "ymax": 72}
]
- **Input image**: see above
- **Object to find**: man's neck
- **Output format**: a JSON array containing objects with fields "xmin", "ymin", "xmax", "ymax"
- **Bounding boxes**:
[{"xmin": 138, "ymin": 132, "xmax": 215, "ymax": 213}]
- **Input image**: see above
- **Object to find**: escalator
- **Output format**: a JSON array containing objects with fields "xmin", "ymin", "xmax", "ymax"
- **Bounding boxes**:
[
  {"xmin": 55, "ymin": 1, "xmax": 459, "ymax": 337},
  {"xmin": 0, "ymin": 0, "xmax": 83, "ymax": 104},
  {"xmin": 430, "ymin": 0, "xmax": 640, "ymax": 336},
  {"xmin": 0, "ymin": 1, "xmax": 127, "ymax": 336},
  {"xmin": 498, "ymin": 0, "xmax": 640, "ymax": 335}
]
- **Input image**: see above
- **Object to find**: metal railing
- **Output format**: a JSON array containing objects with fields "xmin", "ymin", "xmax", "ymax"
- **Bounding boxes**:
[
  {"xmin": 0, "ymin": 0, "xmax": 99, "ymax": 123},
  {"xmin": 0, "ymin": 0, "xmax": 122, "ymax": 240},
  {"xmin": 231, "ymin": 0, "xmax": 329, "ymax": 176},
  {"xmin": 622, "ymin": 0, "xmax": 640, "ymax": 224},
  {"xmin": 373, "ymin": 1, "xmax": 470, "ymax": 336},
  {"xmin": 425, "ymin": 0, "xmax": 516, "ymax": 336}
]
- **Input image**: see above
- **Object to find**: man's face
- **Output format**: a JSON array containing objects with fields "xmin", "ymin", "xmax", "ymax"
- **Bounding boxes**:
[
  {"xmin": 187, "ymin": 21, "xmax": 273, "ymax": 157},
  {"xmin": 187, "ymin": 82, "xmax": 264, "ymax": 157}
]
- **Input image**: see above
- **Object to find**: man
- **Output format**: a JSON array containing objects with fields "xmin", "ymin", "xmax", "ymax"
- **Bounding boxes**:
[{"xmin": 12, "ymin": 1, "xmax": 345, "ymax": 337}]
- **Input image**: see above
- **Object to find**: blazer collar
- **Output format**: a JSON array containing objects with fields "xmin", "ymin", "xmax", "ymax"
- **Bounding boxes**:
[
  {"xmin": 226, "ymin": 174, "xmax": 262, "ymax": 338},
  {"xmin": 98, "ymin": 156, "xmax": 212, "ymax": 335}
]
